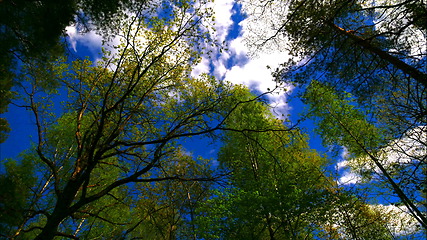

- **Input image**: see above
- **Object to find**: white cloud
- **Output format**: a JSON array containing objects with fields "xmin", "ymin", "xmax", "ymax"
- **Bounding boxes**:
[
  {"xmin": 383, "ymin": 126, "xmax": 427, "ymax": 166},
  {"xmin": 191, "ymin": 0, "xmax": 235, "ymax": 78},
  {"xmin": 338, "ymin": 171, "xmax": 362, "ymax": 185},
  {"xmin": 336, "ymin": 146, "xmax": 364, "ymax": 185},
  {"xmin": 199, "ymin": 0, "xmax": 294, "ymax": 117},
  {"xmin": 228, "ymin": 36, "xmax": 248, "ymax": 58},
  {"xmin": 65, "ymin": 25, "xmax": 104, "ymax": 54},
  {"xmin": 356, "ymin": 126, "xmax": 426, "ymax": 174},
  {"xmin": 335, "ymin": 147, "xmax": 349, "ymax": 170},
  {"xmin": 239, "ymin": 0, "xmax": 291, "ymax": 55},
  {"xmin": 222, "ymin": 39, "xmax": 272, "ymax": 88},
  {"xmin": 65, "ymin": 0, "xmax": 294, "ymax": 117},
  {"xmin": 213, "ymin": 57, "xmax": 229, "ymax": 79},
  {"xmin": 336, "ymin": 160, "xmax": 347, "ymax": 171},
  {"xmin": 336, "ymin": 126, "xmax": 426, "ymax": 185},
  {"xmin": 222, "ymin": 50, "xmax": 293, "ymax": 115},
  {"xmin": 336, "ymin": 154, "xmax": 350, "ymax": 172},
  {"xmin": 370, "ymin": 204, "xmax": 421, "ymax": 236},
  {"xmin": 211, "ymin": 0, "xmax": 235, "ymax": 43},
  {"xmin": 192, "ymin": 57, "xmax": 211, "ymax": 77}
]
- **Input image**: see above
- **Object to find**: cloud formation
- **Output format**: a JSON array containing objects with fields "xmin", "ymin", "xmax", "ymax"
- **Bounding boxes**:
[
  {"xmin": 65, "ymin": 25, "xmax": 103, "ymax": 55},
  {"xmin": 204, "ymin": 0, "xmax": 293, "ymax": 117},
  {"xmin": 335, "ymin": 147, "xmax": 363, "ymax": 185},
  {"xmin": 64, "ymin": 0, "xmax": 293, "ymax": 116}
]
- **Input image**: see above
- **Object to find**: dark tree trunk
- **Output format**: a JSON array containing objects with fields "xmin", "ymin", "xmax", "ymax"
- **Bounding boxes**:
[{"xmin": 328, "ymin": 21, "xmax": 427, "ymax": 88}]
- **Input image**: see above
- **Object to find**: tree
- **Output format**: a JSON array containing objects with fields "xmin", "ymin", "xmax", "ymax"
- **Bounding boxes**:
[
  {"xmin": 124, "ymin": 151, "xmax": 214, "ymax": 240},
  {"xmin": 0, "ymin": 0, "xmax": 151, "ymax": 143},
  {"xmin": 243, "ymin": 0, "xmax": 426, "ymax": 86},
  {"xmin": 0, "ymin": 155, "xmax": 36, "ymax": 236},
  {"xmin": 193, "ymin": 87, "xmax": 396, "ymax": 239},
  {"xmin": 0, "ymin": 1, "xmax": 250, "ymax": 239},
  {"xmin": 242, "ymin": 0, "xmax": 426, "ymax": 233},
  {"xmin": 243, "ymin": 0, "xmax": 426, "ymax": 137},
  {"xmin": 0, "ymin": 0, "xmax": 148, "ymax": 63},
  {"xmin": 302, "ymin": 81, "xmax": 426, "ymax": 233},
  {"xmin": 324, "ymin": 194, "xmax": 397, "ymax": 240},
  {"xmin": 194, "ymin": 87, "xmax": 366, "ymax": 239},
  {"xmin": 1, "ymin": 0, "xmax": 76, "ymax": 141}
]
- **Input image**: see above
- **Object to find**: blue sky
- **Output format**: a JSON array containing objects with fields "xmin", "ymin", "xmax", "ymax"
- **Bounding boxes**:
[
  {"xmin": 0, "ymin": 0, "xmax": 372, "ymax": 188},
  {"xmin": 0, "ymin": 0, "xmax": 299, "ymax": 161},
  {"xmin": 0, "ymin": 0, "xmax": 410, "ymax": 188},
  {"xmin": 0, "ymin": 0, "xmax": 423, "ymax": 235}
]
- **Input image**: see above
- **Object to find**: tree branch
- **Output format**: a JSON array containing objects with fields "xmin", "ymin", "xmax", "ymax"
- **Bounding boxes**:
[{"xmin": 326, "ymin": 21, "xmax": 427, "ymax": 88}]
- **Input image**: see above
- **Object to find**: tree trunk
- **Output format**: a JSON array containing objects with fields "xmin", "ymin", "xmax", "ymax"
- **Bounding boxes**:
[
  {"xmin": 34, "ymin": 178, "xmax": 82, "ymax": 240},
  {"xmin": 328, "ymin": 21, "xmax": 427, "ymax": 88}
]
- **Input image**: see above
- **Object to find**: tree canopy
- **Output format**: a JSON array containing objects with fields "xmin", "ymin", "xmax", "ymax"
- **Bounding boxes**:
[
  {"xmin": 242, "ymin": 0, "xmax": 426, "ymax": 235},
  {"xmin": 1, "ymin": 0, "xmax": 425, "ymax": 239},
  {"xmin": 0, "ymin": 0, "xmax": 149, "ymax": 143}
]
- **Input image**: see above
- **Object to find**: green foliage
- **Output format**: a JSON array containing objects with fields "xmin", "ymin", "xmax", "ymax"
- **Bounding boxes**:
[
  {"xmin": 2, "ymin": 0, "xmax": 425, "ymax": 238},
  {"xmin": 0, "ymin": 155, "xmax": 36, "ymax": 235},
  {"xmin": 195, "ymin": 88, "xmax": 337, "ymax": 239},
  {"xmin": 247, "ymin": 0, "xmax": 426, "ymax": 233},
  {"xmin": 302, "ymin": 80, "xmax": 426, "ymax": 233},
  {"xmin": 0, "ymin": 0, "xmax": 190, "ymax": 144},
  {"xmin": 0, "ymin": 0, "xmax": 73, "ymax": 137},
  {"xmin": 3, "ymin": 1, "xmax": 237, "ymax": 238},
  {"xmin": 302, "ymin": 81, "xmax": 385, "ymax": 158},
  {"xmin": 322, "ymin": 194, "xmax": 394, "ymax": 240}
]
